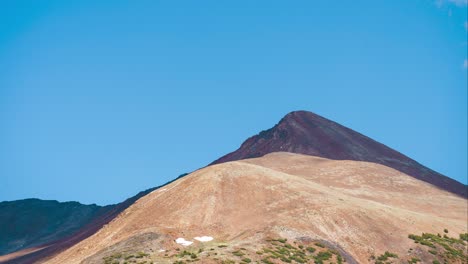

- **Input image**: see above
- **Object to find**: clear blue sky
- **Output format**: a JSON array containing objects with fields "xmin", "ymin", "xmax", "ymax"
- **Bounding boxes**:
[{"xmin": 1, "ymin": 0, "xmax": 467, "ymax": 205}]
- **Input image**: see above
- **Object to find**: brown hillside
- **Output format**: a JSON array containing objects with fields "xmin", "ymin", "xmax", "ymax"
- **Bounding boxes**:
[{"xmin": 44, "ymin": 152, "xmax": 467, "ymax": 264}]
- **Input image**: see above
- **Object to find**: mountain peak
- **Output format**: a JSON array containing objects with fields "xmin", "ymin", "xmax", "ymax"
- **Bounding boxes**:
[
  {"xmin": 212, "ymin": 110, "xmax": 467, "ymax": 197},
  {"xmin": 277, "ymin": 110, "xmax": 323, "ymax": 125},
  {"xmin": 281, "ymin": 109, "xmax": 319, "ymax": 119}
]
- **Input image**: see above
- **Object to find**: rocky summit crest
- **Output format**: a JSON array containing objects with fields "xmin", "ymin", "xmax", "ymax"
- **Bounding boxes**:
[{"xmin": 212, "ymin": 110, "xmax": 467, "ymax": 197}]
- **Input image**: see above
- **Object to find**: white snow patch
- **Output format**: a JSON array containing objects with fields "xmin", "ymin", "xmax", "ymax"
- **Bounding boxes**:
[
  {"xmin": 194, "ymin": 236, "xmax": 213, "ymax": 242},
  {"xmin": 158, "ymin": 249, "xmax": 166, "ymax": 252},
  {"xmin": 175, "ymin": 238, "xmax": 193, "ymax": 246}
]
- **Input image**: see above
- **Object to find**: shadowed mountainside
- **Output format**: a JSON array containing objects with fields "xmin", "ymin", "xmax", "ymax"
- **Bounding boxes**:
[
  {"xmin": 0, "ymin": 199, "xmax": 111, "ymax": 256},
  {"xmin": 0, "ymin": 190, "xmax": 152, "ymax": 264},
  {"xmin": 212, "ymin": 111, "xmax": 467, "ymax": 197},
  {"xmin": 0, "ymin": 174, "xmax": 190, "ymax": 264}
]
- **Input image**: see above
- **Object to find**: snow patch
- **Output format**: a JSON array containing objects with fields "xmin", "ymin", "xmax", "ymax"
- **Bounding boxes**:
[
  {"xmin": 194, "ymin": 236, "xmax": 213, "ymax": 242},
  {"xmin": 175, "ymin": 238, "xmax": 193, "ymax": 246}
]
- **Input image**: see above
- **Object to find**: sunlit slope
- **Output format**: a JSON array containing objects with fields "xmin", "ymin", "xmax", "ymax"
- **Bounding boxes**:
[{"xmin": 45, "ymin": 152, "xmax": 467, "ymax": 264}]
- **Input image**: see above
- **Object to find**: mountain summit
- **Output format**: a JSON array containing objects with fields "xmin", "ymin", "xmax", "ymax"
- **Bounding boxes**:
[
  {"xmin": 212, "ymin": 110, "xmax": 466, "ymax": 197},
  {"xmin": 2, "ymin": 110, "xmax": 466, "ymax": 264}
]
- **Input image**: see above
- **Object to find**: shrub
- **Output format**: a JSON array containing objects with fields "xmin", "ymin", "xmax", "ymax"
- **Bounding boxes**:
[
  {"xmin": 376, "ymin": 251, "xmax": 398, "ymax": 262},
  {"xmin": 232, "ymin": 250, "xmax": 245, "ymax": 257},
  {"xmin": 261, "ymin": 258, "xmax": 274, "ymax": 264},
  {"xmin": 306, "ymin": 247, "xmax": 316, "ymax": 253},
  {"xmin": 136, "ymin": 252, "xmax": 149, "ymax": 258},
  {"xmin": 315, "ymin": 251, "xmax": 332, "ymax": 261},
  {"xmin": 284, "ymin": 243, "xmax": 294, "ymax": 249},
  {"xmin": 408, "ymin": 257, "xmax": 420, "ymax": 263},
  {"xmin": 315, "ymin": 242, "xmax": 325, "ymax": 248},
  {"xmin": 460, "ymin": 233, "xmax": 468, "ymax": 241}
]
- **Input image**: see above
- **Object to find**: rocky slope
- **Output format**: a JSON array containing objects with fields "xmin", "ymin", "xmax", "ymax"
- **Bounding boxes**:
[
  {"xmin": 44, "ymin": 153, "xmax": 467, "ymax": 264},
  {"xmin": 212, "ymin": 111, "xmax": 467, "ymax": 198}
]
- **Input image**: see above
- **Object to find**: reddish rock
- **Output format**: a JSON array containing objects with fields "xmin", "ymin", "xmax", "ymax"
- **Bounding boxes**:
[{"xmin": 212, "ymin": 110, "xmax": 467, "ymax": 197}]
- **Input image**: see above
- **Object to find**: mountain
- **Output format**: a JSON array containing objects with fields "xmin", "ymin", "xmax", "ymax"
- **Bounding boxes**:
[
  {"xmin": 2, "ymin": 110, "xmax": 467, "ymax": 264},
  {"xmin": 43, "ymin": 153, "xmax": 467, "ymax": 264},
  {"xmin": 0, "ymin": 199, "xmax": 111, "ymax": 256},
  {"xmin": 0, "ymin": 174, "xmax": 190, "ymax": 264},
  {"xmin": 212, "ymin": 111, "xmax": 467, "ymax": 197}
]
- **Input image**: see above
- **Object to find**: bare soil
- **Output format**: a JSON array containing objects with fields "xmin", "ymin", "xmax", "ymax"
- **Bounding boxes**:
[{"xmin": 43, "ymin": 152, "xmax": 468, "ymax": 264}]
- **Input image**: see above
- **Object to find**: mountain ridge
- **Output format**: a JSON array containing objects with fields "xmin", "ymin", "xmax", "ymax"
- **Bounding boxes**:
[
  {"xmin": 0, "ymin": 198, "xmax": 112, "ymax": 256},
  {"xmin": 212, "ymin": 110, "xmax": 467, "ymax": 197}
]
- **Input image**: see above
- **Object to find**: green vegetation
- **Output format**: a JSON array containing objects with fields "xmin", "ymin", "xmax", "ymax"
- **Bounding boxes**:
[
  {"xmin": 177, "ymin": 250, "xmax": 192, "ymax": 258},
  {"xmin": 373, "ymin": 251, "xmax": 398, "ymax": 264},
  {"xmin": 375, "ymin": 231, "xmax": 467, "ymax": 264},
  {"xmin": 101, "ymin": 237, "xmax": 348, "ymax": 263},
  {"xmin": 307, "ymin": 246, "xmax": 316, "ymax": 253},
  {"xmin": 337, "ymin": 254, "xmax": 343, "ymax": 264},
  {"xmin": 232, "ymin": 250, "xmax": 245, "ymax": 257},
  {"xmin": 259, "ymin": 238, "xmax": 344, "ymax": 264},
  {"xmin": 103, "ymin": 251, "xmax": 153, "ymax": 264},
  {"xmin": 408, "ymin": 257, "xmax": 420, "ymax": 263},
  {"xmin": 460, "ymin": 233, "xmax": 468, "ymax": 241},
  {"xmin": 314, "ymin": 251, "xmax": 332, "ymax": 264},
  {"xmin": 136, "ymin": 251, "xmax": 149, "ymax": 258},
  {"xmin": 315, "ymin": 242, "xmax": 325, "ymax": 248},
  {"xmin": 261, "ymin": 258, "xmax": 274, "ymax": 264},
  {"xmin": 408, "ymin": 231, "xmax": 467, "ymax": 262}
]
